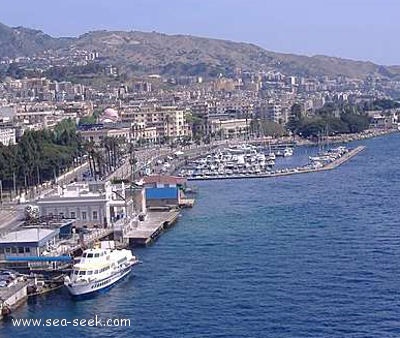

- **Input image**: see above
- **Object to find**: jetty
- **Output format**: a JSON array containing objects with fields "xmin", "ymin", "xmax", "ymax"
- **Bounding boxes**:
[
  {"xmin": 187, "ymin": 146, "xmax": 366, "ymax": 181},
  {"xmin": 0, "ymin": 280, "xmax": 28, "ymax": 319},
  {"xmin": 125, "ymin": 211, "xmax": 180, "ymax": 246}
]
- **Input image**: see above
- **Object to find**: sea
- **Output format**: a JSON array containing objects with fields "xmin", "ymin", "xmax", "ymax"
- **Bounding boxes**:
[{"xmin": 1, "ymin": 133, "xmax": 400, "ymax": 338}]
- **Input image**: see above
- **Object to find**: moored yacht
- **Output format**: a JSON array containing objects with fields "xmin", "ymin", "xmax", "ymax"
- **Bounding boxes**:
[
  {"xmin": 283, "ymin": 147, "xmax": 294, "ymax": 157},
  {"xmin": 64, "ymin": 246, "xmax": 138, "ymax": 296}
]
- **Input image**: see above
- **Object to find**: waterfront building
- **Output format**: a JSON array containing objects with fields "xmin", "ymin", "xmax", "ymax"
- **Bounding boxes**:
[
  {"xmin": 36, "ymin": 181, "xmax": 146, "ymax": 228},
  {"xmin": 0, "ymin": 228, "xmax": 60, "ymax": 261},
  {"xmin": 369, "ymin": 113, "xmax": 395, "ymax": 129},
  {"xmin": 143, "ymin": 175, "xmax": 187, "ymax": 209},
  {"xmin": 207, "ymin": 118, "xmax": 249, "ymax": 139}
]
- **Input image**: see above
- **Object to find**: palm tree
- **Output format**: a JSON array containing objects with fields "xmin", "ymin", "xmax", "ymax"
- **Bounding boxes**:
[{"xmin": 83, "ymin": 140, "xmax": 97, "ymax": 179}]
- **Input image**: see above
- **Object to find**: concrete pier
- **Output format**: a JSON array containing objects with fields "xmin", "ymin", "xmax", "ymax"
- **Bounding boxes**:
[
  {"xmin": 125, "ymin": 211, "xmax": 180, "ymax": 246},
  {"xmin": 0, "ymin": 281, "xmax": 28, "ymax": 320}
]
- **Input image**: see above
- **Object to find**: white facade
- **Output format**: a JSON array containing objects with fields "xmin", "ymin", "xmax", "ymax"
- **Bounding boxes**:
[
  {"xmin": 0, "ymin": 128, "xmax": 16, "ymax": 146},
  {"xmin": 36, "ymin": 182, "xmax": 146, "ymax": 228}
]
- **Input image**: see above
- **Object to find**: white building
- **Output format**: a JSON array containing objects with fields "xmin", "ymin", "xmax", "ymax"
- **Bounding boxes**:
[
  {"xmin": 36, "ymin": 181, "xmax": 146, "ymax": 228},
  {"xmin": 0, "ymin": 128, "xmax": 16, "ymax": 146}
]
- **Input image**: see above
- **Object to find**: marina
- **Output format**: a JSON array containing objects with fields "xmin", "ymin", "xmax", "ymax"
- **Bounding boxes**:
[{"xmin": 178, "ymin": 144, "xmax": 365, "ymax": 181}]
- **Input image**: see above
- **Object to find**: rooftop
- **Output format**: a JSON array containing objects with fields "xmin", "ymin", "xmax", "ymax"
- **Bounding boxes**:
[
  {"xmin": 145, "ymin": 187, "xmax": 179, "ymax": 200},
  {"xmin": 143, "ymin": 175, "xmax": 187, "ymax": 186},
  {"xmin": 0, "ymin": 228, "xmax": 59, "ymax": 246}
]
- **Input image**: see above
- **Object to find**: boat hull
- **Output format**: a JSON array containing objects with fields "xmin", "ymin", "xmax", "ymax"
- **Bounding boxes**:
[{"xmin": 65, "ymin": 261, "xmax": 137, "ymax": 297}]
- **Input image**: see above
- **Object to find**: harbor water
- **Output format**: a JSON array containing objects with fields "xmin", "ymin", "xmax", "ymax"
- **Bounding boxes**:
[{"xmin": 2, "ymin": 133, "xmax": 400, "ymax": 338}]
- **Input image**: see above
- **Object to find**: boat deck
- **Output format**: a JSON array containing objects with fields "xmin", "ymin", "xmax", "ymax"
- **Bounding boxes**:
[{"xmin": 179, "ymin": 198, "xmax": 195, "ymax": 208}]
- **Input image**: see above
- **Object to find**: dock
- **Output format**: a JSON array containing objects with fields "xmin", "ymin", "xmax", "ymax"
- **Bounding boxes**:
[
  {"xmin": 125, "ymin": 211, "xmax": 180, "ymax": 246},
  {"xmin": 187, "ymin": 146, "xmax": 366, "ymax": 181},
  {"xmin": 0, "ymin": 281, "xmax": 28, "ymax": 319}
]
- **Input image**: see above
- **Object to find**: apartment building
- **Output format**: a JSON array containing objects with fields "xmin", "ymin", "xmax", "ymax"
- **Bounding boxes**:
[
  {"xmin": 0, "ymin": 127, "xmax": 16, "ymax": 146},
  {"xmin": 121, "ymin": 104, "xmax": 191, "ymax": 141}
]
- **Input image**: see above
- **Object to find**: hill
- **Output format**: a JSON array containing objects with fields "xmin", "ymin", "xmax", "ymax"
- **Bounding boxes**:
[
  {"xmin": 0, "ymin": 22, "xmax": 399, "ymax": 79},
  {"xmin": 0, "ymin": 22, "xmax": 72, "ymax": 57}
]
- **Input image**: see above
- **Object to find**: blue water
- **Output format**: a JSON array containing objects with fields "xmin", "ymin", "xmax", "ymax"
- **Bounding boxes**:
[{"xmin": 2, "ymin": 134, "xmax": 400, "ymax": 338}]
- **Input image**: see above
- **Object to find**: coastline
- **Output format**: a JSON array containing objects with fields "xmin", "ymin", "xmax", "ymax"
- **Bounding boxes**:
[{"xmin": 291, "ymin": 128, "xmax": 398, "ymax": 146}]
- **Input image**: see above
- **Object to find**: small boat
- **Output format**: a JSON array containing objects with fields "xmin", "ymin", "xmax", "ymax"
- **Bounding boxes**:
[
  {"xmin": 283, "ymin": 147, "xmax": 294, "ymax": 157},
  {"xmin": 64, "ymin": 247, "xmax": 138, "ymax": 297}
]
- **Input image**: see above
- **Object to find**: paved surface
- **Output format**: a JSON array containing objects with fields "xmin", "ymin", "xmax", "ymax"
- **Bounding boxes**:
[
  {"xmin": 0, "ymin": 204, "xmax": 25, "ymax": 234},
  {"xmin": 125, "ymin": 211, "xmax": 179, "ymax": 239}
]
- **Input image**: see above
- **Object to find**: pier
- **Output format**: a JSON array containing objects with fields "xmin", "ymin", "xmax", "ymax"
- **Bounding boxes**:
[
  {"xmin": 187, "ymin": 146, "xmax": 366, "ymax": 181},
  {"xmin": 0, "ymin": 281, "xmax": 28, "ymax": 319},
  {"xmin": 125, "ymin": 211, "xmax": 180, "ymax": 246}
]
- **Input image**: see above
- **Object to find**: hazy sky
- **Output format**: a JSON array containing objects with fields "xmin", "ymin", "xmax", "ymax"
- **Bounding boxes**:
[{"xmin": 0, "ymin": 0, "xmax": 399, "ymax": 65}]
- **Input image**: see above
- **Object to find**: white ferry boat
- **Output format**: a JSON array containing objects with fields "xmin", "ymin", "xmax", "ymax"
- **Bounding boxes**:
[{"xmin": 64, "ymin": 247, "xmax": 138, "ymax": 296}]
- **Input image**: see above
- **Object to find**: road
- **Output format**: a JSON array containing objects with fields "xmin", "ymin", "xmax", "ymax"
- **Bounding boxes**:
[{"xmin": 0, "ymin": 203, "xmax": 25, "ymax": 234}]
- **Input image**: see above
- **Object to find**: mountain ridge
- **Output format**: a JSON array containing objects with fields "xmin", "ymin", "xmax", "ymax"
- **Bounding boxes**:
[{"xmin": 0, "ymin": 22, "xmax": 399, "ymax": 79}]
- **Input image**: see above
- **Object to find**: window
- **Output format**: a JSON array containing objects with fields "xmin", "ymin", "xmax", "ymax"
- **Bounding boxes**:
[
  {"xmin": 82, "ymin": 211, "xmax": 87, "ymax": 220},
  {"xmin": 18, "ymin": 247, "xmax": 24, "ymax": 254},
  {"xmin": 70, "ymin": 212, "xmax": 76, "ymax": 219},
  {"xmin": 11, "ymin": 247, "xmax": 17, "ymax": 254},
  {"xmin": 92, "ymin": 211, "xmax": 98, "ymax": 220}
]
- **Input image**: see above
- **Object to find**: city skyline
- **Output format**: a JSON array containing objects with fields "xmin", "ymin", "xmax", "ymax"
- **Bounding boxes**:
[{"xmin": 0, "ymin": 0, "xmax": 400, "ymax": 66}]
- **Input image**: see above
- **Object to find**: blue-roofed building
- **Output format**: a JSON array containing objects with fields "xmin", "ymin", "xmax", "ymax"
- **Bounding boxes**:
[
  {"xmin": 145, "ymin": 187, "xmax": 181, "ymax": 209},
  {"xmin": 143, "ymin": 175, "xmax": 187, "ymax": 209}
]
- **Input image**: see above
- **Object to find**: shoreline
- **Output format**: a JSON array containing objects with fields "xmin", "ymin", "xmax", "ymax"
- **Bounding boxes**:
[{"xmin": 271, "ymin": 128, "xmax": 398, "ymax": 147}]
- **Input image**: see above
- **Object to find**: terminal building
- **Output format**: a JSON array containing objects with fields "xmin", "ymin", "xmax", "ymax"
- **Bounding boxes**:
[{"xmin": 36, "ymin": 181, "xmax": 146, "ymax": 228}]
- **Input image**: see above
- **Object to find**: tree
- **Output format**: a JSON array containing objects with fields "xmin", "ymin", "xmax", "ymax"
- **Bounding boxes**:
[{"xmin": 287, "ymin": 103, "xmax": 303, "ymax": 133}]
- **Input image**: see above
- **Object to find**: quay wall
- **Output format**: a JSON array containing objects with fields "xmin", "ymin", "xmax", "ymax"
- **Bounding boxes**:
[{"xmin": 0, "ymin": 282, "xmax": 28, "ymax": 320}]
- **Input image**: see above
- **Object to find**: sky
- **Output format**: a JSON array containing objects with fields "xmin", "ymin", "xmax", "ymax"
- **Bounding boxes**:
[{"xmin": 0, "ymin": 0, "xmax": 399, "ymax": 65}]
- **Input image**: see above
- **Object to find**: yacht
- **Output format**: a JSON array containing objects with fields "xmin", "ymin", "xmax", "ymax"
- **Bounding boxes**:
[
  {"xmin": 283, "ymin": 147, "xmax": 294, "ymax": 157},
  {"xmin": 64, "ymin": 247, "xmax": 138, "ymax": 296}
]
